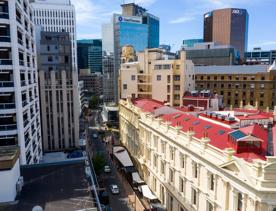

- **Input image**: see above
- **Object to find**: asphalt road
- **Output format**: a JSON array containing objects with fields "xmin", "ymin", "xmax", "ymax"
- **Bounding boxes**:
[{"xmin": 87, "ymin": 110, "xmax": 133, "ymax": 211}]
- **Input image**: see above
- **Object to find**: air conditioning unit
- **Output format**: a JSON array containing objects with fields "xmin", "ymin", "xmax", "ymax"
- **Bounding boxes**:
[{"xmin": 16, "ymin": 176, "xmax": 24, "ymax": 193}]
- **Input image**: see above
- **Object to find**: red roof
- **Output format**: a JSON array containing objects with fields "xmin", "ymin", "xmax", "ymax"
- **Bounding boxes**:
[
  {"xmin": 161, "ymin": 112, "xmax": 232, "ymax": 150},
  {"xmin": 199, "ymin": 113, "xmax": 238, "ymax": 125},
  {"xmin": 132, "ymin": 98, "xmax": 270, "ymax": 162},
  {"xmin": 239, "ymin": 124, "xmax": 268, "ymax": 156},
  {"xmin": 234, "ymin": 109, "xmax": 273, "ymax": 120},
  {"xmin": 132, "ymin": 98, "xmax": 164, "ymax": 112},
  {"xmin": 183, "ymin": 96, "xmax": 210, "ymax": 100}
]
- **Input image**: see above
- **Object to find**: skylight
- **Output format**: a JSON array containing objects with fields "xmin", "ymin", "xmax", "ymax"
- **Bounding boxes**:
[
  {"xmin": 192, "ymin": 121, "xmax": 200, "ymax": 125},
  {"xmin": 218, "ymin": 130, "xmax": 225, "ymax": 135},
  {"xmin": 204, "ymin": 125, "xmax": 212, "ymax": 129},
  {"xmin": 183, "ymin": 117, "xmax": 190, "ymax": 121}
]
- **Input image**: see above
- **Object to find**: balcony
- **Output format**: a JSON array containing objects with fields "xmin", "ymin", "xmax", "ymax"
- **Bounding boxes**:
[
  {"xmin": 0, "ymin": 103, "xmax": 15, "ymax": 109},
  {"xmin": 0, "ymin": 2, "xmax": 9, "ymax": 19},
  {"xmin": 0, "ymin": 124, "xmax": 17, "ymax": 131},
  {"xmin": 0, "ymin": 48, "xmax": 12, "ymax": 65},
  {"xmin": 21, "ymin": 80, "xmax": 26, "ymax": 86},
  {"xmin": 19, "ymin": 60, "xmax": 24, "ymax": 66},
  {"xmin": 22, "ymin": 100, "xmax": 27, "ymax": 107},
  {"xmin": 0, "ymin": 81, "xmax": 13, "ymax": 87},
  {"xmin": 0, "ymin": 136, "xmax": 17, "ymax": 146}
]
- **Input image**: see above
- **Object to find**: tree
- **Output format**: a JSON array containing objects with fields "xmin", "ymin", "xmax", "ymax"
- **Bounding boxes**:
[
  {"xmin": 92, "ymin": 153, "xmax": 106, "ymax": 175},
  {"xmin": 89, "ymin": 96, "xmax": 99, "ymax": 108}
]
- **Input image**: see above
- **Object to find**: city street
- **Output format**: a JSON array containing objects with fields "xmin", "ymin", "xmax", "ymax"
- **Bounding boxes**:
[{"xmin": 86, "ymin": 109, "xmax": 134, "ymax": 211}]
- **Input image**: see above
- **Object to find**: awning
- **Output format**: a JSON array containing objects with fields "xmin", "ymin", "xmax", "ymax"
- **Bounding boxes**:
[
  {"xmin": 138, "ymin": 185, "xmax": 157, "ymax": 200},
  {"xmin": 132, "ymin": 172, "xmax": 144, "ymax": 184},
  {"xmin": 113, "ymin": 146, "xmax": 133, "ymax": 167}
]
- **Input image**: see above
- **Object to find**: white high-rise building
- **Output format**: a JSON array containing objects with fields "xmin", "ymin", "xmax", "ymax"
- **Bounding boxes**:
[
  {"xmin": 31, "ymin": 0, "xmax": 80, "ymax": 151},
  {"xmin": 0, "ymin": 0, "xmax": 42, "ymax": 164},
  {"xmin": 30, "ymin": 0, "xmax": 77, "ymax": 70}
]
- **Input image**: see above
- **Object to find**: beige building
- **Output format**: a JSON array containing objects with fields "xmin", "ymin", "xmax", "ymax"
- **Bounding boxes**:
[
  {"xmin": 119, "ymin": 46, "xmax": 195, "ymax": 106},
  {"xmin": 119, "ymin": 98, "xmax": 276, "ymax": 211}
]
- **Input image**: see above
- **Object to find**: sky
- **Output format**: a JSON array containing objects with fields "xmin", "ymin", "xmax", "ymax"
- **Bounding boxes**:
[{"xmin": 71, "ymin": 0, "xmax": 276, "ymax": 51}]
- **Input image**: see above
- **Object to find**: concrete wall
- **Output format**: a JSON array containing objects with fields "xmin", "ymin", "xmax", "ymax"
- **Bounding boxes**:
[{"xmin": 0, "ymin": 160, "xmax": 20, "ymax": 203}]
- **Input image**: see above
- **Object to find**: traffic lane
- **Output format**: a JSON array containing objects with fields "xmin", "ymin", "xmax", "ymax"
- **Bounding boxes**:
[{"xmin": 101, "ymin": 173, "xmax": 132, "ymax": 211}]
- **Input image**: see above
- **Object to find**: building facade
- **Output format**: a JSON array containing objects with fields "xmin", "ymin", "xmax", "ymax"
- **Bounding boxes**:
[
  {"xmin": 102, "ymin": 3, "xmax": 160, "ymax": 103},
  {"xmin": 119, "ymin": 47, "xmax": 195, "ymax": 106},
  {"xmin": 119, "ymin": 98, "xmax": 276, "ymax": 211},
  {"xmin": 195, "ymin": 64, "xmax": 276, "ymax": 109},
  {"xmin": 79, "ymin": 70, "xmax": 103, "ymax": 100},
  {"xmin": 77, "ymin": 39, "xmax": 102, "ymax": 73},
  {"xmin": 245, "ymin": 48, "xmax": 276, "ymax": 65},
  {"xmin": 0, "ymin": 0, "xmax": 42, "ymax": 164},
  {"xmin": 183, "ymin": 39, "xmax": 204, "ymax": 48},
  {"xmin": 203, "ymin": 8, "xmax": 249, "ymax": 58},
  {"xmin": 37, "ymin": 31, "xmax": 79, "ymax": 151},
  {"xmin": 183, "ymin": 42, "xmax": 240, "ymax": 66},
  {"xmin": 31, "ymin": 0, "xmax": 77, "ymax": 71}
]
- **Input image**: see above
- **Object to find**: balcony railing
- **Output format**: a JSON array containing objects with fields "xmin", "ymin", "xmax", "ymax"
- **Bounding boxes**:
[
  {"xmin": 0, "ymin": 124, "xmax": 17, "ymax": 131},
  {"xmin": 18, "ymin": 38, "xmax": 23, "ymax": 45},
  {"xmin": 0, "ymin": 81, "xmax": 14, "ymax": 87},
  {"xmin": 22, "ymin": 100, "xmax": 27, "ymax": 107},
  {"xmin": 16, "ymin": 16, "xmax": 22, "ymax": 24},
  {"xmin": 0, "ymin": 36, "xmax": 11, "ymax": 42},
  {"xmin": 0, "ymin": 12, "xmax": 9, "ymax": 19},
  {"xmin": 23, "ymin": 119, "xmax": 29, "ymax": 127},
  {"xmin": 27, "ymin": 62, "xmax": 30, "ymax": 67},
  {"xmin": 19, "ymin": 60, "xmax": 24, "ymax": 66},
  {"xmin": 21, "ymin": 81, "xmax": 26, "ymax": 86},
  {"xmin": 0, "ymin": 59, "xmax": 12, "ymax": 65},
  {"xmin": 25, "ymin": 137, "xmax": 30, "ymax": 148},
  {"xmin": 0, "ymin": 103, "xmax": 15, "ymax": 109}
]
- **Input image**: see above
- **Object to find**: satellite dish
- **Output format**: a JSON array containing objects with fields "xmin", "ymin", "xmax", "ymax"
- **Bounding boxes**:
[{"xmin": 32, "ymin": 206, "xmax": 43, "ymax": 211}]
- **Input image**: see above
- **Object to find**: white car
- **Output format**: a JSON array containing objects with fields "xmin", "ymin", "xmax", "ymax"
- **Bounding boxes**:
[
  {"xmin": 110, "ymin": 184, "xmax": 120, "ymax": 194},
  {"xmin": 104, "ymin": 165, "xmax": 111, "ymax": 173}
]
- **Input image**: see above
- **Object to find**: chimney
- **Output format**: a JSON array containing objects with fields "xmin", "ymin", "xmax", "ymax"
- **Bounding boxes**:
[{"xmin": 239, "ymin": 100, "xmax": 243, "ymax": 108}]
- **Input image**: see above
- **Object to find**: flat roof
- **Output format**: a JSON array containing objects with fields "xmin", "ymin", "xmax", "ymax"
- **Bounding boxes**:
[
  {"xmin": 3, "ymin": 161, "xmax": 96, "ymax": 211},
  {"xmin": 195, "ymin": 65, "xmax": 269, "ymax": 74},
  {"xmin": 0, "ymin": 146, "xmax": 19, "ymax": 170}
]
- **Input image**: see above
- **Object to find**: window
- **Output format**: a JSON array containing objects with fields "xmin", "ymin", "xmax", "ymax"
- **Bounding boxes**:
[
  {"xmin": 179, "ymin": 177, "xmax": 184, "ymax": 193},
  {"xmin": 153, "ymin": 155, "xmax": 158, "ymax": 168},
  {"xmin": 260, "ymin": 84, "xmax": 265, "ymax": 89},
  {"xmin": 47, "ymin": 45, "xmax": 50, "ymax": 51},
  {"xmin": 209, "ymin": 173, "xmax": 215, "ymax": 191},
  {"xmin": 157, "ymin": 75, "xmax": 161, "ymax": 81},
  {"xmin": 169, "ymin": 169, "xmax": 174, "ymax": 183},
  {"xmin": 192, "ymin": 188, "xmax": 197, "ymax": 205},
  {"xmin": 174, "ymin": 75, "xmax": 180, "ymax": 81},
  {"xmin": 174, "ymin": 85, "xmax": 180, "ymax": 90},
  {"xmin": 161, "ymin": 161, "xmax": 165, "ymax": 174},
  {"xmin": 131, "ymin": 75, "xmax": 135, "ymax": 80},
  {"xmin": 170, "ymin": 147, "xmax": 174, "ymax": 161},
  {"xmin": 180, "ymin": 155, "xmax": 185, "ymax": 169},
  {"xmin": 123, "ymin": 84, "xmax": 127, "ymax": 89},
  {"xmin": 163, "ymin": 64, "xmax": 171, "ymax": 69},
  {"xmin": 48, "ymin": 56, "xmax": 53, "ymax": 62},
  {"xmin": 167, "ymin": 75, "xmax": 171, "ymax": 83},
  {"xmin": 237, "ymin": 193, "xmax": 243, "ymax": 211},
  {"xmin": 207, "ymin": 201, "xmax": 214, "ymax": 211},
  {"xmin": 193, "ymin": 162, "xmax": 198, "ymax": 178},
  {"xmin": 174, "ymin": 94, "xmax": 180, "ymax": 100}
]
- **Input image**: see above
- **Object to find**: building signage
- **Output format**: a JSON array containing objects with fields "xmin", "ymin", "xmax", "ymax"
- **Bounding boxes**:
[
  {"xmin": 116, "ymin": 15, "xmax": 142, "ymax": 24},
  {"xmin": 232, "ymin": 9, "xmax": 242, "ymax": 14}
]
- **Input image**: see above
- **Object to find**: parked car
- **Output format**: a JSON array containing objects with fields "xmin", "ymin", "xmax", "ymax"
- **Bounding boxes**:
[
  {"xmin": 104, "ymin": 165, "xmax": 111, "ymax": 173},
  {"xmin": 110, "ymin": 184, "xmax": 120, "ymax": 194}
]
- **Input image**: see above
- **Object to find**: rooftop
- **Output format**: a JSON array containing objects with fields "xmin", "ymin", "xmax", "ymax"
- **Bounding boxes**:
[
  {"xmin": 195, "ymin": 65, "xmax": 269, "ymax": 74},
  {"xmin": 2, "ymin": 161, "xmax": 96, "ymax": 211},
  {"xmin": 0, "ymin": 146, "xmax": 19, "ymax": 170},
  {"xmin": 130, "ymin": 98, "xmax": 271, "ymax": 162}
]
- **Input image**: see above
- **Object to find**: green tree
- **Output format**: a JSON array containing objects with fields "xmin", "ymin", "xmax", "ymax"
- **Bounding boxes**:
[
  {"xmin": 89, "ymin": 96, "xmax": 99, "ymax": 108},
  {"xmin": 92, "ymin": 153, "xmax": 106, "ymax": 175}
]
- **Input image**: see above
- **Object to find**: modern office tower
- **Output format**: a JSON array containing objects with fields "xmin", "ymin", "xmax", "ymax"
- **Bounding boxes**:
[
  {"xmin": 159, "ymin": 44, "xmax": 171, "ymax": 52},
  {"xmin": 79, "ymin": 69, "xmax": 103, "ymax": 100},
  {"xmin": 77, "ymin": 39, "xmax": 102, "ymax": 73},
  {"xmin": 119, "ymin": 98, "xmax": 276, "ymax": 211},
  {"xmin": 183, "ymin": 39, "xmax": 204, "ymax": 48},
  {"xmin": 102, "ymin": 3, "xmax": 160, "ymax": 102},
  {"xmin": 31, "ymin": 0, "xmax": 77, "ymax": 70},
  {"xmin": 195, "ymin": 62, "xmax": 276, "ymax": 109},
  {"xmin": 0, "ymin": 0, "xmax": 42, "ymax": 164},
  {"xmin": 203, "ymin": 8, "xmax": 249, "ymax": 58},
  {"xmin": 182, "ymin": 42, "xmax": 240, "ymax": 66},
  {"xmin": 102, "ymin": 53, "xmax": 115, "ymax": 102},
  {"xmin": 245, "ymin": 48, "xmax": 276, "ymax": 65},
  {"xmin": 37, "ymin": 31, "xmax": 79, "ymax": 151},
  {"xmin": 119, "ymin": 46, "xmax": 195, "ymax": 106}
]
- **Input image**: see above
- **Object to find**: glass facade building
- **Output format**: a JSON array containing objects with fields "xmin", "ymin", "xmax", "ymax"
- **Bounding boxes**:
[
  {"xmin": 77, "ymin": 39, "xmax": 102, "ymax": 73},
  {"xmin": 245, "ymin": 48, "xmax": 276, "ymax": 65},
  {"xmin": 203, "ymin": 8, "xmax": 249, "ymax": 58},
  {"xmin": 144, "ymin": 14, "xmax": 160, "ymax": 48},
  {"xmin": 183, "ymin": 39, "xmax": 204, "ymax": 48},
  {"xmin": 117, "ymin": 22, "xmax": 148, "ymax": 52}
]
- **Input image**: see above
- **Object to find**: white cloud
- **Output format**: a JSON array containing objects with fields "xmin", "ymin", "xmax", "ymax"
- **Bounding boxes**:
[
  {"xmin": 135, "ymin": 0, "xmax": 157, "ymax": 7},
  {"xmin": 169, "ymin": 16, "xmax": 194, "ymax": 24},
  {"xmin": 259, "ymin": 41, "xmax": 276, "ymax": 46},
  {"xmin": 71, "ymin": 0, "xmax": 104, "ymax": 25},
  {"xmin": 77, "ymin": 32, "xmax": 101, "ymax": 39}
]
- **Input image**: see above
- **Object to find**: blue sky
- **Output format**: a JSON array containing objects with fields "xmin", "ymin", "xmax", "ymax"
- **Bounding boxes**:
[{"xmin": 72, "ymin": 0, "xmax": 276, "ymax": 51}]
